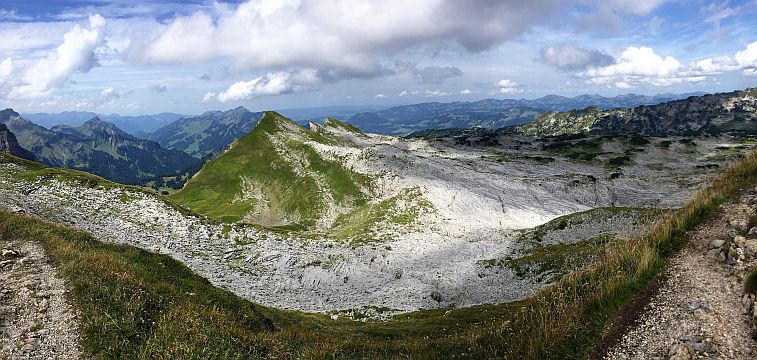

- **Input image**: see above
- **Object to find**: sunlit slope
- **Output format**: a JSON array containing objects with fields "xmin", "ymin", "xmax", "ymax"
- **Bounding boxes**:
[{"xmin": 171, "ymin": 112, "xmax": 371, "ymax": 228}]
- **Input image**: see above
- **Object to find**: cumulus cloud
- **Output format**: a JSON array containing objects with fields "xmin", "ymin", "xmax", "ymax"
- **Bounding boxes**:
[
  {"xmin": 204, "ymin": 70, "xmax": 317, "ymax": 103},
  {"xmin": 425, "ymin": 89, "xmax": 448, "ymax": 97},
  {"xmin": 460, "ymin": 89, "xmax": 473, "ymax": 95},
  {"xmin": 375, "ymin": 93, "xmax": 388, "ymax": 98},
  {"xmin": 497, "ymin": 79, "xmax": 523, "ymax": 94},
  {"xmin": 74, "ymin": 86, "xmax": 122, "ymax": 109},
  {"xmin": 5, "ymin": 14, "xmax": 106, "ymax": 99},
  {"xmin": 540, "ymin": 44, "xmax": 614, "ymax": 71},
  {"xmin": 691, "ymin": 41, "xmax": 757, "ymax": 76},
  {"xmin": 414, "ymin": 65, "xmax": 464, "ymax": 84},
  {"xmin": 577, "ymin": 46, "xmax": 706, "ymax": 87},
  {"xmin": 128, "ymin": 0, "xmax": 565, "ymax": 83}
]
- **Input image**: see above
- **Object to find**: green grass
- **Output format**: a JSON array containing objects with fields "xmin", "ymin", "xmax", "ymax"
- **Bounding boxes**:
[
  {"xmin": 505, "ymin": 235, "xmax": 616, "ymax": 280},
  {"xmin": 329, "ymin": 187, "xmax": 434, "ymax": 245},
  {"xmin": 171, "ymin": 112, "xmax": 370, "ymax": 228}
]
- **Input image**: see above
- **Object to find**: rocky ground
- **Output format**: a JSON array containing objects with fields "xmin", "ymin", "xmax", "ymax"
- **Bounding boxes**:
[
  {"xmin": 0, "ymin": 134, "xmax": 751, "ymax": 318},
  {"xmin": 0, "ymin": 238, "xmax": 82, "ymax": 359},
  {"xmin": 601, "ymin": 186, "xmax": 757, "ymax": 359}
]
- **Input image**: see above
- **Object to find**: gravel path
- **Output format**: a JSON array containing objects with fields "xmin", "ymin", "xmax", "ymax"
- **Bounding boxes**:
[
  {"xmin": 603, "ymin": 187, "xmax": 757, "ymax": 359},
  {"xmin": 0, "ymin": 237, "xmax": 82, "ymax": 360}
]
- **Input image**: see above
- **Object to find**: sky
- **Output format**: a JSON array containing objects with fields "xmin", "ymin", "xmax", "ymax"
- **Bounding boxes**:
[{"xmin": 1, "ymin": 0, "xmax": 757, "ymax": 115}]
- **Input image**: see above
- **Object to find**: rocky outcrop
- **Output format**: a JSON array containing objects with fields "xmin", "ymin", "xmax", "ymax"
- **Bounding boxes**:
[
  {"xmin": 520, "ymin": 88, "xmax": 757, "ymax": 137},
  {"xmin": 0, "ymin": 124, "xmax": 36, "ymax": 161}
]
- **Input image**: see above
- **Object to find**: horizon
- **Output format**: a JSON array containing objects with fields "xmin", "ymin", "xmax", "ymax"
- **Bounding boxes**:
[
  {"xmin": 8, "ymin": 88, "xmax": 728, "ymax": 118},
  {"xmin": 0, "ymin": 1, "xmax": 756, "ymax": 115}
]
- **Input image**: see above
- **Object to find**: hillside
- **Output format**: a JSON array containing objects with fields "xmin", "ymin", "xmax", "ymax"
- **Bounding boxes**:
[
  {"xmin": 148, "ymin": 106, "xmax": 265, "ymax": 158},
  {"xmin": 1, "ymin": 144, "xmax": 755, "ymax": 359},
  {"xmin": 347, "ymin": 92, "xmax": 701, "ymax": 136},
  {"xmin": 0, "ymin": 109, "xmax": 198, "ymax": 184},
  {"xmin": 520, "ymin": 88, "xmax": 757, "ymax": 137},
  {"xmin": 172, "ymin": 112, "xmax": 373, "ymax": 227},
  {"xmin": 0, "ymin": 124, "xmax": 36, "ymax": 161}
]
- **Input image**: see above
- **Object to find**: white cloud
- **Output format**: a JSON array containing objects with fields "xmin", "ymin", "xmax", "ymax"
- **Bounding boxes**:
[
  {"xmin": 497, "ymin": 79, "xmax": 523, "ymax": 94},
  {"xmin": 202, "ymin": 92, "xmax": 217, "ymax": 103},
  {"xmin": 691, "ymin": 41, "xmax": 757, "ymax": 76},
  {"xmin": 375, "ymin": 93, "xmax": 387, "ymax": 98},
  {"xmin": 129, "ymin": 0, "xmax": 566, "ymax": 83},
  {"xmin": 100, "ymin": 87, "xmax": 119, "ymax": 99},
  {"xmin": 580, "ymin": 47, "xmax": 680, "ymax": 79},
  {"xmin": 425, "ymin": 89, "xmax": 448, "ymax": 97},
  {"xmin": 5, "ymin": 14, "xmax": 106, "ymax": 99},
  {"xmin": 0, "ymin": 58, "xmax": 12, "ymax": 78},
  {"xmin": 398, "ymin": 90, "xmax": 409, "ymax": 97},
  {"xmin": 206, "ymin": 70, "xmax": 316, "ymax": 103},
  {"xmin": 72, "ymin": 86, "xmax": 122, "ymax": 109},
  {"xmin": 576, "ymin": 46, "xmax": 707, "ymax": 87},
  {"xmin": 460, "ymin": 89, "xmax": 473, "ymax": 95}
]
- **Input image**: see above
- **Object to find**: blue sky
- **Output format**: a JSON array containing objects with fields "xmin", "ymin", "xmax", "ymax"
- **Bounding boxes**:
[{"xmin": 1, "ymin": 0, "xmax": 757, "ymax": 115}]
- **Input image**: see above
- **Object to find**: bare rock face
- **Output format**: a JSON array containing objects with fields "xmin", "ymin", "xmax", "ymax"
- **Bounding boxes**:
[{"xmin": 0, "ymin": 124, "xmax": 37, "ymax": 161}]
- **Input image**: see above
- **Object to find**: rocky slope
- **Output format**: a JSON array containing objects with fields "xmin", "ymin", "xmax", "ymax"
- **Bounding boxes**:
[
  {"xmin": 148, "ymin": 106, "xmax": 265, "ymax": 158},
  {"xmin": 520, "ymin": 88, "xmax": 757, "ymax": 137},
  {"xmin": 1, "ymin": 111, "xmax": 748, "ymax": 317},
  {"xmin": 0, "ymin": 124, "xmax": 36, "ymax": 161},
  {"xmin": 601, "ymin": 186, "xmax": 757, "ymax": 359},
  {"xmin": 0, "ymin": 109, "xmax": 198, "ymax": 184}
]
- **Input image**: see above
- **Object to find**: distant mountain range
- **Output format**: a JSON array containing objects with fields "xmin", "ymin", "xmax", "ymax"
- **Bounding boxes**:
[
  {"xmin": 4, "ymin": 89, "xmax": 749, "ymax": 187},
  {"xmin": 519, "ymin": 88, "xmax": 757, "ymax": 137},
  {"xmin": 147, "ymin": 106, "xmax": 266, "ymax": 158},
  {"xmin": 347, "ymin": 92, "xmax": 706, "ymax": 135},
  {"xmin": 0, "ymin": 109, "xmax": 198, "ymax": 184},
  {"xmin": 22, "ymin": 112, "xmax": 186, "ymax": 137}
]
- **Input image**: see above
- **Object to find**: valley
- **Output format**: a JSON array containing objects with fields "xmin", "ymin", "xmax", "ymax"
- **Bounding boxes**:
[{"xmin": 1, "ymin": 107, "xmax": 752, "ymax": 316}]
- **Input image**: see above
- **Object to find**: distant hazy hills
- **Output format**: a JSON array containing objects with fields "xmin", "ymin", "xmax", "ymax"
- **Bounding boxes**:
[
  {"xmin": 0, "ymin": 109, "xmax": 198, "ymax": 184},
  {"xmin": 22, "ymin": 111, "xmax": 186, "ymax": 137},
  {"xmin": 348, "ymin": 92, "xmax": 704, "ymax": 135}
]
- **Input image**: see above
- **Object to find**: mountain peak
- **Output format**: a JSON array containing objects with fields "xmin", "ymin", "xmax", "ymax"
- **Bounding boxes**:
[
  {"xmin": 77, "ymin": 117, "xmax": 132, "ymax": 139},
  {"xmin": 0, "ymin": 108, "xmax": 21, "ymax": 123}
]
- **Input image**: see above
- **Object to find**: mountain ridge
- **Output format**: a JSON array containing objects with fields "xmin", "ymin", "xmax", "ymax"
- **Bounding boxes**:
[
  {"xmin": 519, "ymin": 88, "xmax": 757, "ymax": 137},
  {"xmin": 0, "ymin": 108, "xmax": 198, "ymax": 184}
]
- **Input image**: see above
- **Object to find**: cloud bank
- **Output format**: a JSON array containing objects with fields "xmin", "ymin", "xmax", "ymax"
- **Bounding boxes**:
[{"xmin": 3, "ymin": 14, "xmax": 106, "ymax": 99}]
